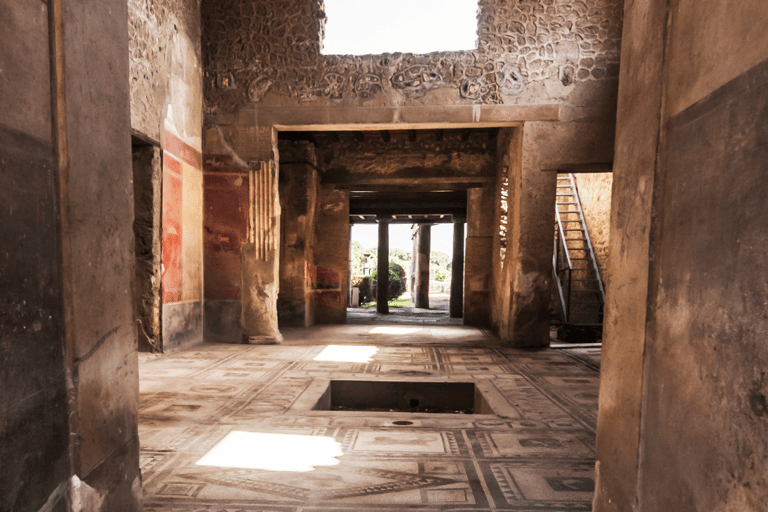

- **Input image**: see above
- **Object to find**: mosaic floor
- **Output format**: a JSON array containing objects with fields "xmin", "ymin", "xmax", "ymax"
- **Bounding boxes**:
[{"xmin": 139, "ymin": 325, "xmax": 600, "ymax": 511}]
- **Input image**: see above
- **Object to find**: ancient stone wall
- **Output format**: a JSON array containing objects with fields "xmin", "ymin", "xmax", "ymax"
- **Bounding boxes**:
[
  {"xmin": 129, "ymin": 0, "xmax": 202, "ymax": 141},
  {"xmin": 202, "ymin": 0, "xmax": 622, "ymax": 112},
  {"xmin": 314, "ymin": 130, "xmax": 497, "ymax": 183}
]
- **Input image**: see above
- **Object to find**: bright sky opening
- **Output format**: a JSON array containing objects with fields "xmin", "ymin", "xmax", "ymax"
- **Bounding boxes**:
[
  {"xmin": 351, "ymin": 223, "xmax": 457, "ymax": 257},
  {"xmin": 322, "ymin": 0, "xmax": 479, "ymax": 55}
]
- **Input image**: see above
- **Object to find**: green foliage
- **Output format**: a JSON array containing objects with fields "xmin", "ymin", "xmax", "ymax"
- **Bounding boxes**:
[
  {"xmin": 350, "ymin": 241, "xmax": 365, "ymax": 276},
  {"xmin": 370, "ymin": 260, "xmax": 407, "ymax": 302},
  {"xmin": 430, "ymin": 251, "xmax": 451, "ymax": 282}
]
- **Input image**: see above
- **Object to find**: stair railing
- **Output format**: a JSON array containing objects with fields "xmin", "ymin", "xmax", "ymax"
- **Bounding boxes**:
[
  {"xmin": 553, "ymin": 215, "xmax": 572, "ymax": 322},
  {"xmin": 567, "ymin": 174, "xmax": 605, "ymax": 302}
]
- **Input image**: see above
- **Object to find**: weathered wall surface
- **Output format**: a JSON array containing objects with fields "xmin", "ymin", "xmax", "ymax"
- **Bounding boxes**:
[
  {"xmin": 490, "ymin": 128, "xmax": 515, "ymax": 337},
  {"xmin": 133, "ymin": 145, "xmax": 164, "ymax": 352},
  {"xmin": 278, "ymin": 141, "xmax": 319, "ymax": 327},
  {"xmin": 162, "ymin": 132, "xmax": 204, "ymax": 351},
  {"xmin": 574, "ymin": 172, "xmax": 611, "ymax": 280},
  {"xmin": 202, "ymin": 150, "xmax": 250, "ymax": 342},
  {"xmin": 595, "ymin": 0, "xmax": 768, "ymax": 510},
  {"xmin": 313, "ymin": 186, "xmax": 350, "ymax": 323},
  {"xmin": 130, "ymin": 0, "xmax": 204, "ymax": 351},
  {"xmin": 202, "ymin": 0, "xmax": 621, "ymax": 111},
  {"xmin": 3, "ymin": 0, "xmax": 142, "ymax": 508},
  {"xmin": 465, "ymin": 186, "xmax": 496, "ymax": 327},
  {"xmin": 315, "ymin": 130, "xmax": 496, "ymax": 184},
  {"xmin": 129, "ymin": 0, "xmax": 202, "ymax": 142},
  {"xmin": 60, "ymin": 0, "xmax": 141, "ymax": 506},
  {"xmin": 0, "ymin": 4, "xmax": 69, "ymax": 510}
]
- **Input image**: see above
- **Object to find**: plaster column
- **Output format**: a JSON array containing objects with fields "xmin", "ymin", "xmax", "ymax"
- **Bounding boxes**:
[
  {"xmin": 450, "ymin": 220, "xmax": 465, "ymax": 318},
  {"xmin": 502, "ymin": 125, "xmax": 556, "ymax": 347},
  {"xmin": 377, "ymin": 219, "xmax": 389, "ymax": 314},
  {"xmin": 242, "ymin": 161, "xmax": 283, "ymax": 343},
  {"xmin": 415, "ymin": 224, "xmax": 431, "ymax": 309}
]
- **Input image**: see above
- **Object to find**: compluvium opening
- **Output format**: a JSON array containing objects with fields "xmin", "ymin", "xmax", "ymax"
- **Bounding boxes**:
[
  {"xmin": 321, "ymin": 0, "xmax": 479, "ymax": 55},
  {"xmin": 313, "ymin": 380, "xmax": 495, "ymax": 414}
]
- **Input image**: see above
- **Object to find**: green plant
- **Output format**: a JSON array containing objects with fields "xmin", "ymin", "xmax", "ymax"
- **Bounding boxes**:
[{"xmin": 371, "ymin": 261, "xmax": 406, "ymax": 301}]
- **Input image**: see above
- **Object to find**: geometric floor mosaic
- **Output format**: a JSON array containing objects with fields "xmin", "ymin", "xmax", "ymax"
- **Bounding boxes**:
[{"xmin": 140, "ymin": 324, "xmax": 600, "ymax": 511}]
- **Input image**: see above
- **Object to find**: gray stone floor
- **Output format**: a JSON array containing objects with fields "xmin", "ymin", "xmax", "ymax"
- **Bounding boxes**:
[{"xmin": 139, "ymin": 324, "xmax": 600, "ymax": 511}]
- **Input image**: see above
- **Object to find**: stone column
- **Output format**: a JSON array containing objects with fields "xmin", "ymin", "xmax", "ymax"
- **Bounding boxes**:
[
  {"xmin": 377, "ymin": 218, "xmax": 389, "ymax": 314},
  {"xmin": 415, "ymin": 224, "xmax": 431, "ymax": 309},
  {"xmin": 242, "ymin": 161, "xmax": 283, "ymax": 343},
  {"xmin": 450, "ymin": 220, "xmax": 465, "ymax": 318}
]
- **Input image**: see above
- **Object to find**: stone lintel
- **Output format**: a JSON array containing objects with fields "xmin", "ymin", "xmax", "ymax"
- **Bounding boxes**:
[
  {"xmin": 221, "ymin": 104, "xmax": 560, "ymax": 130},
  {"xmin": 541, "ymin": 161, "xmax": 613, "ymax": 173}
]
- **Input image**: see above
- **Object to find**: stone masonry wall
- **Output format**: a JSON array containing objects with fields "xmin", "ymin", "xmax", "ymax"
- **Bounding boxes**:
[
  {"xmin": 314, "ymin": 130, "xmax": 497, "ymax": 183},
  {"xmin": 129, "ymin": 0, "xmax": 202, "ymax": 141},
  {"xmin": 202, "ymin": 0, "xmax": 622, "ymax": 112}
]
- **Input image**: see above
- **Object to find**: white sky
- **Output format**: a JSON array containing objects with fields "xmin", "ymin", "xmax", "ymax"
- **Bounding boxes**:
[
  {"xmin": 351, "ymin": 223, "xmax": 456, "ymax": 257},
  {"xmin": 322, "ymin": 0, "xmax": 479, "ymax": 55}
]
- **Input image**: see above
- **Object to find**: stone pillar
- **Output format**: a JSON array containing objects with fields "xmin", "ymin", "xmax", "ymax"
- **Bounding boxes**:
[
  {"xmin": 415, "ymin": 224, "xmax": 431, "ymax": 309},
  {"xmin": 242, "ymin": 161, "xmax": 283, "ymax": 343},
  {"xmin": 450, "ymin": 220, "xmax": 465, "ymax": 318},
  {"xmin": 503, "ymin": 125, "xmax": 556, "ymax": 347},
  {"xmin": 277, "ymin": 146, "xmax": 318, "ymax": 328},
  {"xmin": 377, "ymin": 219, "xmax": 389, "ymax": 314},
  {"xmin": 464, "ymin": 186, "xmax": 496, "ymax": 327}
]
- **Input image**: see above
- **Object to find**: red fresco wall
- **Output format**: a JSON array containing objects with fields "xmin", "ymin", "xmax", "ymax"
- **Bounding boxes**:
[
  {"xmin": 162, "ymin": 131, "xmax": 203, "ymax": 305},
  {"xmin": 203, "ymin": 155, "xmax": 250, "ymax": 301},
  {"xmin": 162, "ymin": 155, "xmax": 183, "ymax": 303}
]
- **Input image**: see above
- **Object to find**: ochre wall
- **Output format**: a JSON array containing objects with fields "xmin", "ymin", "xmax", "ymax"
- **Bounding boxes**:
[
  {"xmin": 595, "ymin": 0, "xmax": 768, "ymax": 510},
  {"xmin": 574, "ymin": 172, "xmax": 611, "ymax": 281},
  {"xmin": 2, "ymin": 0, "xmax": 142, "ymax": 508},
  {"xmin": 313, "ymin": 186, "xmax": 350, "ymax": 323},
  {"xmin": 0, "ymin": 3, "xmax": 69, "ymax": 509},
  {"xmin": 202, "ymin": 152, "xmax": 250, "ymax": 342}
]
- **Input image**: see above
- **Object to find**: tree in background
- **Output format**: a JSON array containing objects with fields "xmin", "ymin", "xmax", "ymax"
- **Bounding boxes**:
[
  {"xmin": 360, "ymin": 260, "xmax": 406, "ymax": 304},
  {"xmin": 350, "ymin": 241, "xmax": 365, "ymax": 276},
  {"xmin": 430, "ymin": 251, "xmax": 451, "ymax": 282}
]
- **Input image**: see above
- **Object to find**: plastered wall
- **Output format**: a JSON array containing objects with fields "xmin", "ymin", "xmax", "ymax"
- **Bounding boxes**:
[
  {"xmin": 595, "ymin": 0, "xmax": 768, "ymax": 510},
  {"xmin": 2, "ymin": 0, "xmax": 142, "ymax": 509}
]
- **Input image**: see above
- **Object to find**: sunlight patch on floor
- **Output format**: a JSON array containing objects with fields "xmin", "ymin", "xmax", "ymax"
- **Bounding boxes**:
[
  {"xmin": 369, "ymin": 327, "xmax": 422, "ymax": 335},
  {"xmin": 314, "ymin": 345, "xmax": 379, "ymax": 363},
  {"xmin": 196, "ymin": 431, "xmax": 343, "ymax": 472}
]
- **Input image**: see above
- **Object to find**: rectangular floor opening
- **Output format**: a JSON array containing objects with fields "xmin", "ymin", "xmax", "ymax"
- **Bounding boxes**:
[{"xmin": 313, "ymin": 380, "xmax": 495, "ymax": 414}]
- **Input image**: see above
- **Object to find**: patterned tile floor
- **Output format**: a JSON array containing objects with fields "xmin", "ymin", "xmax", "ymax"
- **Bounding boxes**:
[{"xmin": 139, "ymin": 324, "xmax": 600, "ymax": 511}]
